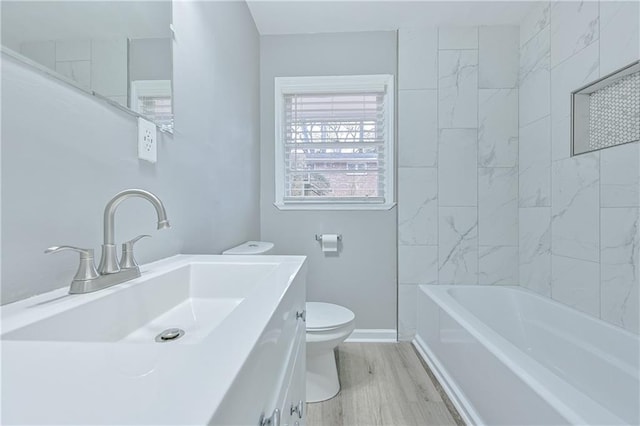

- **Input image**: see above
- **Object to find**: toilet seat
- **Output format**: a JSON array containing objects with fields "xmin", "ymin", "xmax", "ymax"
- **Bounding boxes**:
[{"xmin": 306, "ymin": 302, "xmax": 355, "ymax": 332}]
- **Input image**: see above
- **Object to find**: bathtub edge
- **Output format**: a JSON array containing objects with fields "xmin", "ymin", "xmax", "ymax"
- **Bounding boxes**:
[{"xmin": 413, "ymin": 335, "xmax": 480, "ymax": 426}]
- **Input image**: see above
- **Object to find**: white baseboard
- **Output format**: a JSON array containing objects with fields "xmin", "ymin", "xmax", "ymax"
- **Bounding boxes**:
[{"xmin": 345, "ymin": 328, "xmax": 397, "ymax": 342}]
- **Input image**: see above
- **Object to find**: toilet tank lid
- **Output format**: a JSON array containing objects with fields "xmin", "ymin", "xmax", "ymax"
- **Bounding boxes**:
[
  {"xmin": 306, "ymin": 302, "xmax": 355, "ymax": 330},
  {"xmin": 222, "ymin": 241, "xmax": 274, "ymax": 255}
]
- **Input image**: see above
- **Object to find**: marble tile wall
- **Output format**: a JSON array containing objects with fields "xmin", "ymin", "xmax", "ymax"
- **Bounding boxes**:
[
  {"xmin": 397, "ymin": 27, "xmax": 438, "ymax": 340},
  {"xmin": 399, "ymin": 1, "xmax": 639, "ymax": 339},
  {"xmin": 518, "ymin": 1, "xmax": 639, "ymax": 333},
  {"xmin": 398, "ymin": 25, "xmax": 519, "ymax": 340}
]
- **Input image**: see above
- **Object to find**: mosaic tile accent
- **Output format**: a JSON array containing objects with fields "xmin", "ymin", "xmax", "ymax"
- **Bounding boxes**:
[{"xmin": 588, "ymin": 71, "xmax": 639, "ymax": 150}]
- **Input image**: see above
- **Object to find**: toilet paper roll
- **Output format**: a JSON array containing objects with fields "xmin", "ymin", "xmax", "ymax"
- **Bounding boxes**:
[{"xmin": 321, "ymin": 234, "xmax": 339, "ymax": 252}]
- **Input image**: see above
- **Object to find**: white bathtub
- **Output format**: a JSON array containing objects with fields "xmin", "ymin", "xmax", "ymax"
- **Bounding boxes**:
[{"xmin": 414, "ymin": 285, "xmax": 639, "ymax": 426}]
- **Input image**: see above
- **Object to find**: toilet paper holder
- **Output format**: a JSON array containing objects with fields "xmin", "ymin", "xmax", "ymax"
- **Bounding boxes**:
[{"xmin": 315, "ymin": 234, "xmax": 342, "ymax": 242}]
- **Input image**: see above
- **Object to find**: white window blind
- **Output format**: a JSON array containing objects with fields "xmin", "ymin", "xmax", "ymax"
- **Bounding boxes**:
[
  {"xmin": 130, "ymin": 80, "xmax": 173, "ymax": 131},
  {"xmin": 276, "ymin": 75, "xmax": 394, "ymax": 209},
  {"xmin": 137, "ymin": 96, "xmax": 173, "ymax": 128}
]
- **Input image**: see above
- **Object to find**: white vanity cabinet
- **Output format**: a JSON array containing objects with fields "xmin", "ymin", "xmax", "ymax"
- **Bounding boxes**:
[
  {"xmin": 209, "ymin": 260, "xmax": 307, "ymax": 426},
  {"xmin": 277, "ymin": 323, "xmax": 306, "ymax": 426},
  {"xmin": 1, "ymin": 255, "xmax": 308, "ymax": 425}
]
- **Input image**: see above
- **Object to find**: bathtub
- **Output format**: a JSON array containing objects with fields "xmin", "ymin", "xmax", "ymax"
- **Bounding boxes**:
[{"xmin": 414, "ymin": 285, "xmax": 639, "ymax": 426}]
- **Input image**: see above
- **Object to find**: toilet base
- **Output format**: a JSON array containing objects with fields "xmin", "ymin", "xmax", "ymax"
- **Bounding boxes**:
[{"xmin": 306, "ymin": 349, "xmax": 340, "ymax": 403}]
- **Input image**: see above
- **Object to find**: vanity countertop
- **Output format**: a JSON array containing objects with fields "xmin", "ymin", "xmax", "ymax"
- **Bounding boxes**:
[{"xmin": 1, "ymin": 254, "xmax": 307, "ymax": 425}]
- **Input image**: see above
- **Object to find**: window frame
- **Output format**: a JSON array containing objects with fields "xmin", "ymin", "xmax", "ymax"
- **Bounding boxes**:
[{"xmin": 274, "ymin": 74, "xmax": 395, "ymax": 211}]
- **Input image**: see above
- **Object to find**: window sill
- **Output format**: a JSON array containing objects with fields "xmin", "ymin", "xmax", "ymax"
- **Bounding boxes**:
[{"xmin": 273, "ymin": 202, "xmax": 396, "ymax": 211}]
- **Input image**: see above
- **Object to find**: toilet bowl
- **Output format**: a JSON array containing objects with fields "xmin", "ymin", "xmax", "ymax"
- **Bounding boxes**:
[{"xmin": 305, "ymin": 302, "xmax": 355, "ymax": 403}]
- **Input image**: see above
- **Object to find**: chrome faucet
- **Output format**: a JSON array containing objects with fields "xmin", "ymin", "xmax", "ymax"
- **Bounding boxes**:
[
  {"xmin": 98, "ymin": 189, "xmax": 170, "ymax": 274},
  {"xmin": 46, "ymin": 189, "xmax": 170, "ymax": 294}
]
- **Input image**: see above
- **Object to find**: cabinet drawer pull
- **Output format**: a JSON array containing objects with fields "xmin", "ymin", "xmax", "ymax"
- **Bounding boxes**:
[
  {"xmin": 259, "ymin": 408, "xmax": 280, "ymax": 426},
  {"xmin": 290, "ymin": 400, "xmax": 304, "ymax": 419},
  {"xmin": 296, "ymin": 310, "xmax": 306, "ymax": 322}
]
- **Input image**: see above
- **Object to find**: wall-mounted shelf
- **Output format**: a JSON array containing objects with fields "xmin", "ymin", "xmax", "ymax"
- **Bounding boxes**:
[{"xmin": 571, "ymin": 61, "xmax": 639, "ymax": 156}]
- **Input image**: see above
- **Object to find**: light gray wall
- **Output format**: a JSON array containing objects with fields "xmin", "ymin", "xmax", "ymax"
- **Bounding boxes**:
[
  {"xmin": 396, "ymin": 26, "xmax": 520, "ymax": 340},
  {"xmin": 1, "ymin": 1, "xmax": 260, "ymax": 304},
  {"xmin": 129, "ymin": 37, "xmax": 172, "ymax": 82},
  {"xmin": 518, "ymin": 1, "xmax": 639, "ymax": 333},
  {"xmin": 259, "ymin": 32, "xmax": 398, "ymax": 332}
]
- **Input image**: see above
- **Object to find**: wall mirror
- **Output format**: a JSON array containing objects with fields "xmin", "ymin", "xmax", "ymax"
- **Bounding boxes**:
[{"xmin": 1, "ymin": 1, "xmax": 173, "ymax": 132}]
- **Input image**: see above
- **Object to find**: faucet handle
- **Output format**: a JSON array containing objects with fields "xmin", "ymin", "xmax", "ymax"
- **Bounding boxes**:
[
  {"xmin": 45, "ymin": 246, "xmax": 100, "ymax": 282},
  {"xmin": 119, "ymin": 235, "xmax": 151, "ymax": 270}
]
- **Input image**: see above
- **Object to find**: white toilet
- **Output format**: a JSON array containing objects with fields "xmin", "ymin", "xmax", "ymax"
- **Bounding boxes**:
[
  {"xmin": 305, "ymin": 301, "xmax": 355, "ymax": 402},
  {"xmin": 223, "ymin": 241, "xmax": 356, "ymax": 403}
]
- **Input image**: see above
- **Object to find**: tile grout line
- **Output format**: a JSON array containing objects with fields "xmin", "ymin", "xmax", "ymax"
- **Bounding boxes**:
[
  {"xmin": 548, "ymin": 5, "xmax": 554, "ymax": 302},
  {"xmin": 597, "ymin": 0, "xmax": 603, "ymax": 321},
  {"xmin": 476, "ymin": 26, "xmax": 480, "ymax": 285},
  {"xmin": 396, "ymin": 28, "xmax": 400, "ymax": 341},
  {"xmin": 517, "ymin": 25, "xmax": 521, "ymax": 288},
  {"xmin": 437, "ymin": 27, "xmax": 440, "ymax": 288}
]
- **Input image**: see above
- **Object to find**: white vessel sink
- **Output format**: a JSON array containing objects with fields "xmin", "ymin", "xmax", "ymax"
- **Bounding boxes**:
[
  {"xmin": 1, "ymin": 254, "xmax": 307, "ymax": 425},
  {"xmin": 3, "ymin": 262, "xmax": 277, "ymax": 344}
]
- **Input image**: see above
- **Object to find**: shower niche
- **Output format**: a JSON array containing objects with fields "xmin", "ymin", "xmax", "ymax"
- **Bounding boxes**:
[{"xmin": 572, "ymin": 61, "xmax": 639, "ymax": 156}]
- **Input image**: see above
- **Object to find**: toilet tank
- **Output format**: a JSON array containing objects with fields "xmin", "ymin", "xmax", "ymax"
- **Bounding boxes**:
[{"xmin": 222, "ymin": 241, "xmax": 274, "ymax": 255}]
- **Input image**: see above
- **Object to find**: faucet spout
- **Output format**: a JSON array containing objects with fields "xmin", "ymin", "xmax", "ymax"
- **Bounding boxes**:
[{"xmin": 98, "ymin": 189, "xmax": 170, "ymax": 274}]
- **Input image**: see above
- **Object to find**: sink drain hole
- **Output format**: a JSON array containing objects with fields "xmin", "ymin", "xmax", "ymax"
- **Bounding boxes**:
[{"xmin": 155, "ymin": 328, "xmax": 185, "ymax": 342}]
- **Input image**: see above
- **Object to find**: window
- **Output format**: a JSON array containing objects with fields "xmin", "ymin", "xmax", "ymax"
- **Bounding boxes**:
[
  {"xmin": 274, "ymin": 75, "xmax": 395, "ymax": 210},
  {"xmin": 130, "ymin": 80, "xmax": 173, "ymax": 132}
]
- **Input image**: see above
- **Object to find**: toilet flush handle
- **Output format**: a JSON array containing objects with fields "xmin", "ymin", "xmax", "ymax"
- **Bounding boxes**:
[{"xmin": 296, "ymin": 310, "xmax": 306, "ymax": 322}]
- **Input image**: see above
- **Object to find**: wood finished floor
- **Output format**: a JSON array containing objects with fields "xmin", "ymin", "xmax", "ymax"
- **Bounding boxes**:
[{"xmin": 306, "ymin": 343, "xmax": 463, "ymax": 426}]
